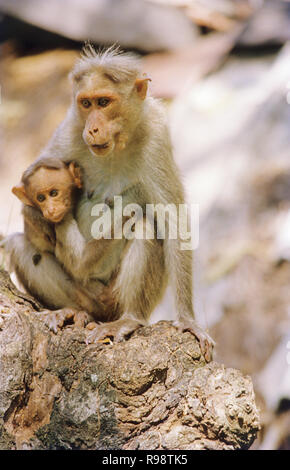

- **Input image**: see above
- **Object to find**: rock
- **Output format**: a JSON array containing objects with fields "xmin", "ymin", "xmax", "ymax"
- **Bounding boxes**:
[
  {"xmin": 0, "ymin": 269, "xmax": 260, "ymax": 449},
  {"xmin": 238, "ymin": 0, "xmax": 290, "ymax": 47},
  {"xmin": 0, "ymin": 0, "xmax": 197, "ymax": 52}
]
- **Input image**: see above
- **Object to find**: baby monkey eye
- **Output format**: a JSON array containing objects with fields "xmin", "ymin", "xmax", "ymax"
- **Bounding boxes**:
[
  {"xmin": 97, "ymin": 97, "xmax": 110, "ymax": 107},
  {"xmin": 81, "ymin": 99, "xmax": 91, "ymax": 108},
  {"xmin": 50, "ymin": 190, "xmax": 58, "ymax": 197},
  {"xmin": 37, "ymin": 194, "xmax": 45, "ymax": 202}
]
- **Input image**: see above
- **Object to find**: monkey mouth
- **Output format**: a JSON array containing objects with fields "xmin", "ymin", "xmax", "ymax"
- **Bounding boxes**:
[
  {"xmin": 50, "ymin": 216, "xmax": 64, "ymax": 223},
  {"xmin": 46, "ymin": 213, "xmax": 66, "ymax": 223},
  {"xmin": 89, "ymin": 142, "xmax": 113, "ymax": 157},
  {"xmin": 91, "ymin": 143, "xmax": 109, "ymax": 150}
]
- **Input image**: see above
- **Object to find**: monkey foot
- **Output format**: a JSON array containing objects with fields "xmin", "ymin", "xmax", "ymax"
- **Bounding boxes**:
[
  {"xmin": 85, "ymin": 317, "xmax": 144, "ymax": 344},
  {"xmin": 37, "ymin": 308, "xmax": 92, "ymax": 334},
  {"xmin": 174, "ymin": 319, "xmax": 215, "ymax": 363}
]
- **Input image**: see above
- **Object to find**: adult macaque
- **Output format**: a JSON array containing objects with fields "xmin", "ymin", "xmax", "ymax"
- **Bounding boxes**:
[{"xmin": 5, "ymin": 46, "xmax": 214, "ymax": 359}]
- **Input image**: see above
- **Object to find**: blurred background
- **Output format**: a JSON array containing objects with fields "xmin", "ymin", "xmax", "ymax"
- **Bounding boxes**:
[{"xmin": 0, "ymin": 0, "xmax": 290, "ymax": 450}]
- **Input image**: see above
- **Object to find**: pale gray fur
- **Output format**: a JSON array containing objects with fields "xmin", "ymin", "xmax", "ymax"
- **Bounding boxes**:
[{"xmin": 70, "ymin": 44, "xmax": 141, "ymax": 85}]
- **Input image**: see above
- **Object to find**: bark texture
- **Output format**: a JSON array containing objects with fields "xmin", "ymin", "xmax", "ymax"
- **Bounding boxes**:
[{"xmin": 0, "ymin": 269, "xmax": 260, "ymax": 450}]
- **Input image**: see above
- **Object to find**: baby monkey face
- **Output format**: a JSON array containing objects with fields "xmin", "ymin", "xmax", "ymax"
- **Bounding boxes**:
[{"xmin": 27, "ymin": 167, "xmax": 75, "ymax": 223}]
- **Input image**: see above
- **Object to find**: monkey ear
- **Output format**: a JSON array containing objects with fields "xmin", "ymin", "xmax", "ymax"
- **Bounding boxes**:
[
  {"xmin": 69, "ymin": 70, "xmax": 83, "ymax": 84},
  {"xmin": 135, "ymin": 77, "xmax": 151, "ymax": 100},
  {"xmin": 12, "ymin": 184, "xmax": 34, "ymax": 206},
  {"xmin": 68, "ymin": 162, "xmax": 82, "ymax": 189}
]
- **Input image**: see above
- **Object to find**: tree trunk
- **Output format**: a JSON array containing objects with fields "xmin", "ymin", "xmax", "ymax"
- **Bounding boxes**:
[{"xmin": 0, "ymin": 269, "xmax": 260, "ymax": 450}]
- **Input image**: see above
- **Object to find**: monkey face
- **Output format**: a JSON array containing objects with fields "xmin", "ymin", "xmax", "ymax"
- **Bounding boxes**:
[
  {"xmin": 26, "ymin": 168, "xmax": 75, "ymax": 223},
  {"xmin": 77, "ymin": 89, "xmax": 124, "ymax": 157},
  {"xmin": 80, "ymin": 103, "xmax": 120, "ymax": 157},
  {"xmin": 75, "ymin": 73, "xmax": 149, "ymax": 157},
  {"xmin": 13, "ymin": 162, "xmax": 82, "ymax": 223}
]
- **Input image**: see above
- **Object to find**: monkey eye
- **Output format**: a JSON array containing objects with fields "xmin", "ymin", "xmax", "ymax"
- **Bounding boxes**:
[
  {"xmin": 97, "ymin": 97, "xmax": 110, "ymax": 107},
  {"xmin": 81, "ymin": 99, "xmax": 91, "ymax": 108},
  {"xmin": 37, "ymin": 194, "xmax": 45, "ymax": 202},
  {"xmin": 50, "ymin": 190, "xmax": 58, "ymax": 197}
]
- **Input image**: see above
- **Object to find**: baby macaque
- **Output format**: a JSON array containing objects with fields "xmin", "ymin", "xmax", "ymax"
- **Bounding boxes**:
[
  {"xmin": 12, "ymin": 158, "xmax": 118, "ymax": 330},
  {"xmin": 13, "ymin": 158, "xmax": 122, "ymax": 290}
]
